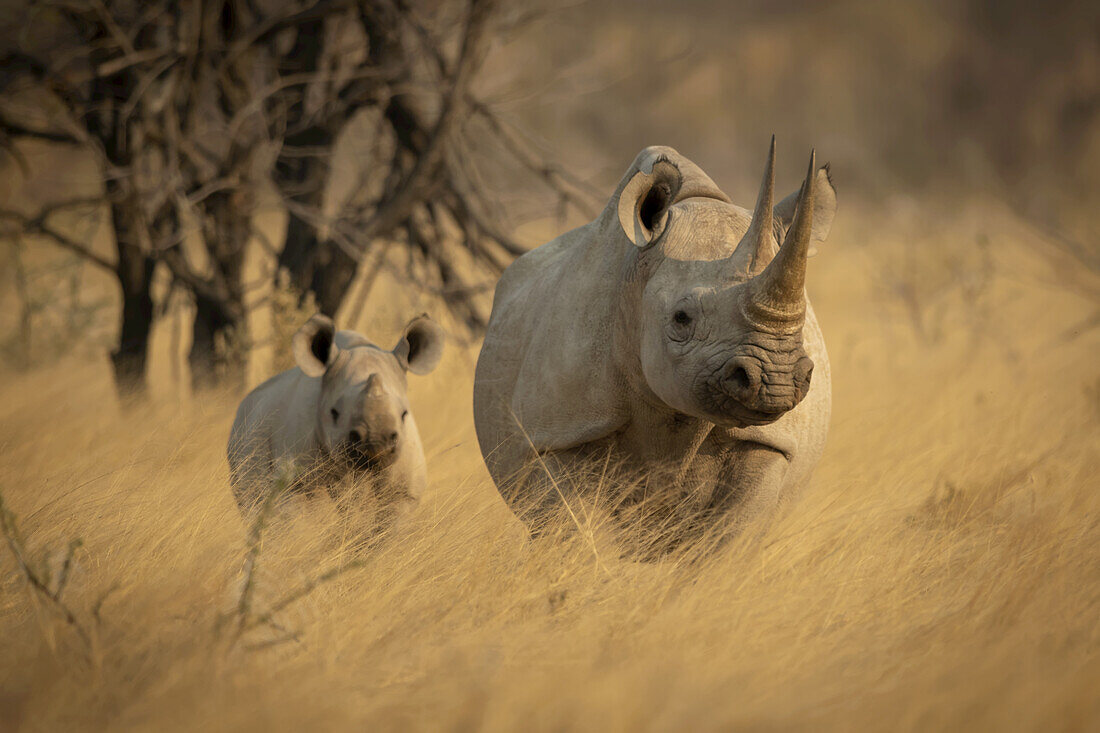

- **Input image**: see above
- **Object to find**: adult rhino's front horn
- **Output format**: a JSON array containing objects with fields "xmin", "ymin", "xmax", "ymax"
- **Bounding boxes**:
[{"xmin": 731, "ymin": 140, "xmax": 820, "ymax": 331}]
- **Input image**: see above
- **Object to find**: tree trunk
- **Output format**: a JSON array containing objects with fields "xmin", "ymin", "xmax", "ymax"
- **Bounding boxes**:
[
  {"xmin": 312, "ymin": 242, "xmax": 359, "ymax": 316},
  {"xmin": 110, "ymin": 254, "xmax": 155, "ymax": 396},
  {"xmin": 189, "ymin": 189, "xmax": 250, "ymax": 391},
  {"xmin": 301, "ymin": 2, "xmax": 443, "ymax": 317},
  {"xmin": 278, "ymin": 208, "xmax": 319, "ymax": 295},
  {"xmin": 84, "ymin": 58, "xmax": 158, "ymax": 400},
  {"xmin": 270, "ymin": 9, "xmax": 411, "ymax": 317},
  {"xmin": 189, "ymin": 293, "xmax": 243, "ymax": 391},
  {"xmin": 272, "ymin": 14, "xmax": 362, "ymax": 315},
  {"xmin": 276, "ymin": 127, "xmax": 332, "ymax": 300},
  {"xmin": 106, "ymin": 182, "xmax": 155, "ymax": 399}
]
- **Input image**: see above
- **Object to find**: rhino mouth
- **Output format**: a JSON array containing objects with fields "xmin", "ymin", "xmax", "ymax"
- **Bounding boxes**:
[
  {"xmin": 723, "ymin": 426, "xmax": 795, "ymax": 462},
  {"xmin": 719, "ymin": 404, "xmax": 790, "ymax": 427},
  {"xmin": 341, "ymin": 445, "xmax": 398, "ymax": 472},
  {"xmin": 700, "ymin": 391, "xmax": 792, "ymax": 430}
]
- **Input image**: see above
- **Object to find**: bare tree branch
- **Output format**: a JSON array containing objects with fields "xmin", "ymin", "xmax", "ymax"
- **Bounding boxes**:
[
  {"xmin": 468, "ymin": 98, "xmax": 601, "ymax": 216},
  {"xmin": 95, "ymin": 47, "xmax": 172, "ymax": 78},
  {"xmin": 4, "ymin": 0, "xmax": 585, "ymax": 386},
  {"xmin": 0, "ymin": 117, "xmax": 84, "ymax": 145},
  {"xmin": 0, "ymin": 201, "xmax": 115, "ymax": 272},
  {"xmin": 355, "ymin": 0, "xmax": 497, "ymax": 243}
]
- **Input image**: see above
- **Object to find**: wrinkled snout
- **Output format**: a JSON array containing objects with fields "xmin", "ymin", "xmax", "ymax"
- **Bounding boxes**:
[{"xmin": 714, "ymin": 348, "xmax": 813, "ymax": 423}]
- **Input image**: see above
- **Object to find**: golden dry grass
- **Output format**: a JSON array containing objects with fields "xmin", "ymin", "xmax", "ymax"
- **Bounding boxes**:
[{"xmin": 1, "ymin": 198, "xmax": 1099, "ymax": 732}]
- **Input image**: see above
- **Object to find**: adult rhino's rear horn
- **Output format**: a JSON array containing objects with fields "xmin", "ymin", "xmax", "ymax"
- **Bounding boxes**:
[
  {"xmin": 744, "ymin": 149, "xmax": 817, "ymax": 327},
  {"xmin": 732, "ymin": 135, "xmax": 778, "ymax": 275}
]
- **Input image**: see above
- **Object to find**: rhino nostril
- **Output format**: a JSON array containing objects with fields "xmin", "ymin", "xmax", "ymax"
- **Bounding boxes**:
[
  {"xmin": 387, "ymin": 431, "xmax": 399, "ymax": 447},
  {"xmin": 730, "ymin": 366, "xmax": 751, "ymax": 391},
  {"xmin": 723, "ymin": 358, "xmax": 759, "ymax": 395},
  {"xmin": 793, "ymin": 356, "xmax": 814, "ymax": 391},
  {"xmin": 349, "ymin": 430, "xmax": 363, "ymax": 444}
]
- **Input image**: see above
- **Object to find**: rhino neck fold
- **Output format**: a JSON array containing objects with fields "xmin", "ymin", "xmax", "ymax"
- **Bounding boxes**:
[{"xmin": 618, "ymin": 397, "xmax": 714, "ymax": 467}]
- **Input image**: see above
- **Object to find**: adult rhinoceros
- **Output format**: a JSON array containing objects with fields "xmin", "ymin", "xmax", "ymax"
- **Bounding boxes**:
[{"xmin": 473, "ymin": 140, "xmax": 836, "ymax": 551}]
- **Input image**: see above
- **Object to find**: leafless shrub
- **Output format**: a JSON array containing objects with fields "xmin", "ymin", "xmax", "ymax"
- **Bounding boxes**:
[
  {"xmin": 0, "ymin": 487, "xmax": 91, "ymax": 660},
  {"xmin": 0, "ymin": 0, "xmax": 594, "ymax": 395}
]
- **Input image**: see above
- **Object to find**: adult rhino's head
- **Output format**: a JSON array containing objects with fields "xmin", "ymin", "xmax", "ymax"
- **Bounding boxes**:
[
  {"xmin": 292, "ymin": 314, "xmax": 444, "ymax": 470},
  {"xmin": 616, "ymin": 139, "xmax": 836, "ymax": 428}
]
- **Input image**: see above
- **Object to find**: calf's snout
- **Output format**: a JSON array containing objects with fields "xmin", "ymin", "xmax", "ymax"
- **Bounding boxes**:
[{"xmin": 349, "ymin": 426, "xmax": 400, "ymax": 456}]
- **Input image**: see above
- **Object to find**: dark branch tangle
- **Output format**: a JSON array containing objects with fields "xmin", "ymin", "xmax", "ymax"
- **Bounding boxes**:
[{"xmin": 2, "ymin": 0, "xmax": 599, "ymax": 389}]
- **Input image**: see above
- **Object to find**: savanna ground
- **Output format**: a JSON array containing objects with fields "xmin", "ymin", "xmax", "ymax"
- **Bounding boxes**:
[{"xmin": 3, "ymin": 1, "xmax": 1100, "ymax": 730}]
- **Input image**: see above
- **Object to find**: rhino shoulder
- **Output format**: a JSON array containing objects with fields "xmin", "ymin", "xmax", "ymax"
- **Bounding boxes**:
[
  {"xmin": 488, "ymin": 224, "xmax": 588, "ymax": 312},
  {"xmin": 231, "ymin": 370, "xmax": 318, "ymax": 455},
  {"xmin": 481, "ymin": 221, "xmax": 630, "ymax": 453}
]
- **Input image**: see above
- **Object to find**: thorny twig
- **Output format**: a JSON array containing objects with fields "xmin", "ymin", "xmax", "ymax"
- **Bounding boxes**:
[
  {"xmin": 243, "ymin": 558, "xmax": 368, "ymax": 635},
  {"xmin": 227, "ymin": 463, "xmax": 378, "ymax": 651},
  {"xmin": 0, "ymin": 487, "xmax": 92, "ymax": 657},
  {"xmin": 235, "ymin": 471, "xmax": 295, "ymax": 635}
]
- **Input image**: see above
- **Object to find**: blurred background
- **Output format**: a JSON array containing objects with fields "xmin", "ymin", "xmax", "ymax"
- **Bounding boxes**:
[{"xmin": 1, "ymin": 0, "xmax": 1097, "ymax": 398}]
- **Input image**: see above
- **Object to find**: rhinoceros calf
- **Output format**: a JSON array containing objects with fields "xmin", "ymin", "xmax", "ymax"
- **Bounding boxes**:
[
  {"xmin": 473, "ymin": 141, "xmax": 836, "ymax": 549},
  {"xmin": 228, "ymin": 314, "xmax": 444, "ymax": 522}
]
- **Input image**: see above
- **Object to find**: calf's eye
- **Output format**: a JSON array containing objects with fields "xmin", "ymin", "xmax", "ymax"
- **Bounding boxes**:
[
  {"xmin": 401, "ymin": 410, "xmax": 409, "ymax": 422},
  {"xmin": 330, "ymin": 408, "xmax": 340, "ymax": 422}
]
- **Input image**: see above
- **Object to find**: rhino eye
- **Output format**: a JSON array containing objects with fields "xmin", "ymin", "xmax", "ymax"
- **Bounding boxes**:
[
  {"xmin": 401, "ymin": 410, "xmax": 409, "ymax": 422},
  {"xmin": 668, "ymin": 307, "xmax": 696, "ymax": 343},
  {"xmin": 330, "ymin": 407, "xmax": 340, "ymax": 423}
]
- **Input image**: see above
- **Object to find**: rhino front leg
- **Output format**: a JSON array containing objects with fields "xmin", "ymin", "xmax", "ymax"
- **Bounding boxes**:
[
  {"xmin": 705, "ymin": 442, "xmax": 790, "ymax": 542},
  {"xmin": 497, "ymin": 444, "xmax": 616, "ymax": 538}
]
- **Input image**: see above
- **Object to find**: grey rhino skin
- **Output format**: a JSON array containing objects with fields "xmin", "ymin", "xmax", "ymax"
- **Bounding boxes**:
[
  {"xmin": 473, "ymin": 141, "xmax": 836, "ymax": 550},
  {"xmin": 228, "ymin": 314, "xmax": 444, "ymax": 523}
]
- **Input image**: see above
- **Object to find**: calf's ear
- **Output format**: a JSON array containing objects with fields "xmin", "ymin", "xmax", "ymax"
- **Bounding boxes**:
[
  {"xmin": 394, "ymin": 315, "xmax": 445, "ymax": 375},
  {"xmin": 293, "ymin": 314, "xmax": 338, "ymax": 377}
]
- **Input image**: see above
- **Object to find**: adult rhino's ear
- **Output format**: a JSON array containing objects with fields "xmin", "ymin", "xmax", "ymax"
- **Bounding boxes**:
[
  {"xmin": 616, "ymin": 146, "xmax": 730, "ymax": 248},
  {"xmin": 774, "ymin": 164, "xmax": 837, "ymax": 250},
  {"xmin": 617, "ymin": 159, "xmax": 681, "ymax": 247},
  {"xmin": 292, "ymin": 314, "xmax": 338, "ymax": 377},
  {"xmin": 393, "ymin": 314, "xmax": 445, "ymax": 375}
]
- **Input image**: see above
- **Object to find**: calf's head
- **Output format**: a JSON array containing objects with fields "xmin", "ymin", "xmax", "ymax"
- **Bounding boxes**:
[
  {"xmin": 292, "ymin": 314, "xmax": 444, "ymax": 470},
  {"xmin": 617, "ymin": 140, "xmax": 836, "ymax": 428}
]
